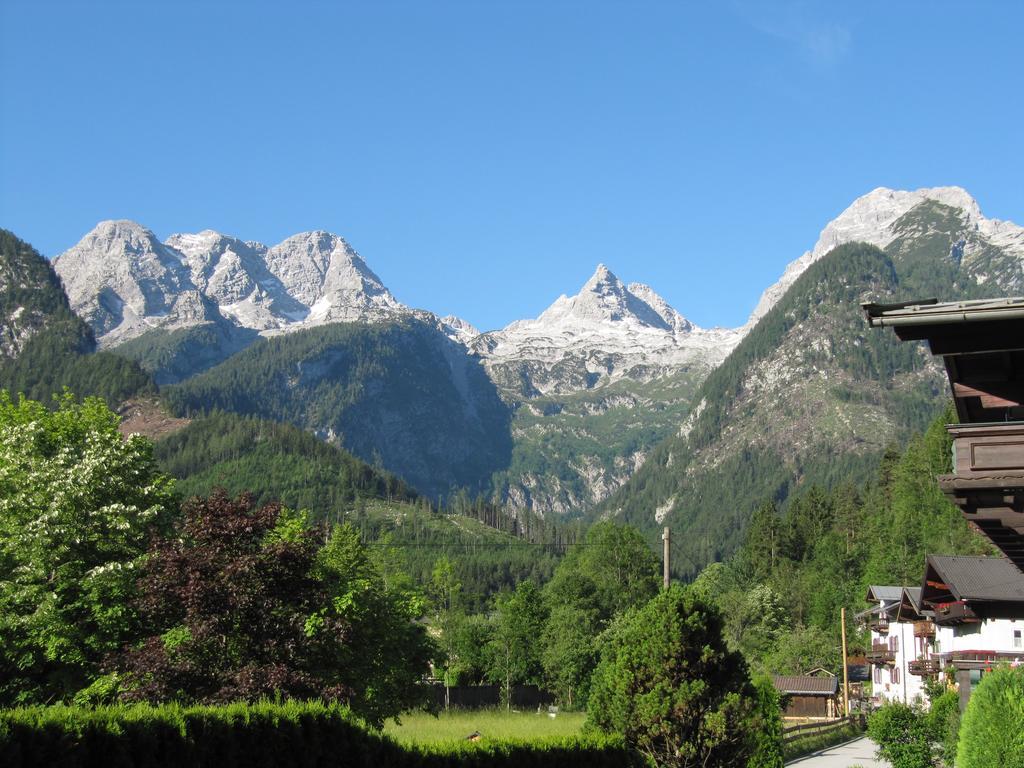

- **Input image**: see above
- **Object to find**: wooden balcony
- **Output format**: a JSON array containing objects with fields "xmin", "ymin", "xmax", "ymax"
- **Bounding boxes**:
[
  {"xmin": 908, "ymin": 658, "xmax": 941, "ymax": 676},
  {"xmin": 941, "ymin": 423, "xmax": 1024, "ymax": 570},
  {"xmin": 913, "ymin": 620, "xmax": 935, "ymax": 639},
  {"xmin": 932, "ymin": 600, "xmax": 979, "ymax": 625},
  {"xmin": 869, "ymin": 615, "xmax": 889, "ymax": 634},
  {"xmin": 865, "ymin": 643, "xmax": 895, "ymax": 666}
]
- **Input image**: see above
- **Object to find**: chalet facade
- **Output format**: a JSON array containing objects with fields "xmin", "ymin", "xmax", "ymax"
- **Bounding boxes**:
[
  {"xmin": 861, "ymin": 585, "xmax": 936, "ymax": 706},
  {"xmin": 862, "ymin": 562, "xmax": 1024, "ymax": 710},
  {"xmin": 920, "ymin": 554, "xmax": 1024, "ymax": 709}
]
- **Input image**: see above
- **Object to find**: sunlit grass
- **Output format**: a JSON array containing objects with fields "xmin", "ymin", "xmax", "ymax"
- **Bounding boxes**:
[{"xmin": 384, "ymin": 708, "xmax": 587, "ymax": 745}]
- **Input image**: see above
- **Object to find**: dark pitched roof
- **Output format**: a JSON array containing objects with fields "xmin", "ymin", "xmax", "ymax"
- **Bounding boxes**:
[
  {"xmin": 928, "ymin": 555, "xmax": 1024, "ymax": 602},
  {"xmin": 866, "ymin": 585, "xmax": 904, "ymax": 602},
  {"xmin": 899, "ymin": 587, "xmax": 926, "ymax": 618},
  {"xmin": 772, "ymin": 675, "xmax": 838, "ymax": 695}
]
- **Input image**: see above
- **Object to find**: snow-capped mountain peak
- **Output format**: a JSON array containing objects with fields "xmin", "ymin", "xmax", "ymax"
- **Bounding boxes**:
[
  {"xmin": 474, "ymin": 264, "xmax": 741, "ymax": 396},
  {"xmin": 745, "ymin": 185, "xmax": 1024, "ymax": 328}
]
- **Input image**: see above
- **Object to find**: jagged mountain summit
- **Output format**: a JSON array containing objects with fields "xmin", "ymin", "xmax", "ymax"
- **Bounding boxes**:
[
  {"xmin": 54, "ymin": 220, "xmax": 411, "ymax": 347},
  {"xmin": 746, "ymin": 186, "xmax": 1024, "ymax": 328},
  {"xmin": 472, "ymin": 264, "xmax": 742, "ymax": 397}
]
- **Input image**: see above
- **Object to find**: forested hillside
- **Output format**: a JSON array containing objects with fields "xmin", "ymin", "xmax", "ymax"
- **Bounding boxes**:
[
  {"xmin": 0, "ymin": 230, "xmax": 152, "ymax": 404},
  {"xmin": 601, "ymin": 243, "xmax": 946, "ymax": 574},
  {"xmin": 693, "ymin": 406, "xmax": 993, "ymax": 676},
  {"xmin": 153, "ymin": 410, "xmax": 563, "ymax": 610},
  {"xmin": 163, "ymin": 319, "xmax": 513, "ymax": 500}
]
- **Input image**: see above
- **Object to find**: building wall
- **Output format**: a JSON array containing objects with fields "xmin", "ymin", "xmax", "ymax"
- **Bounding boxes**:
[
  {"xmin": 941, "ymin": 618, "xmax": 1024, "ymax": 656},
  {"xmin": 870, "ymin": 618, "xmax": 931, "ymax": 706}
]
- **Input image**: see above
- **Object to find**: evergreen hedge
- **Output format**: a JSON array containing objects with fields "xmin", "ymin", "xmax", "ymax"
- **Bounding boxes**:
[
  {"xmin": 0, "ymin": 701, "xmax": 645, "ymax": 768},
  {"xmin": 956, "ymin": 666, "xmax": 1024, "ymax": 768}
]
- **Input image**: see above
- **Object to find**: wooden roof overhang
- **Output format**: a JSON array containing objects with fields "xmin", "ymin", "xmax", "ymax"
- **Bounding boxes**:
[
  {"xmin": 894, "ymin": 588, "xmax": 927, "ymax": 623},
  {"xmin": 862, "ymin": 298, "xmax": 1024, "ymax": 424},
  {"xmin": 920, "ymin": 555, "xmax": 1024, "ymax": 625},
  {"xmin": 920, "ymin": 558, "xmax": 978, "ymax": 626},
  {"xmin": 863, "ymin": 298, "xmax": 1024, "ymax": 566}
]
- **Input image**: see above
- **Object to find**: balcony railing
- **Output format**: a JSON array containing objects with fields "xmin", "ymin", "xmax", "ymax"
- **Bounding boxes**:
[
  {"xmin": 869, "ymin": 615, "xmax": 890, "ymax": 634},
  {"xmin": 908, "ymin": 658, "xmax": 941, "ymax": 676},
  {"xmin": 865, "ymin": 643, "xmax": 896, "ymax": 665},
  {"xmin": 933, "ymin": 600, "xmax": 979, "ymax": 625},
  {"xmin": 913, "ymin": 620, "xmax": 936, "ymax": 638}
]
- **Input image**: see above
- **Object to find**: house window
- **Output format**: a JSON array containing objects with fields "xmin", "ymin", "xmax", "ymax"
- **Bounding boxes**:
[
  {"xmin": 892, "ymin": 667, "xmax": 900, "ymax": 684},
  {"xmin": 1014, "ymin": 630, "xmax": 1022, "ymax": 649},
  {"xmin": 893, "ymin": 635, "xmax": 899, "ymax": 653},
  {"xmin": 874, "ymin": 665, "xmax": 881, "ymax": 684}
]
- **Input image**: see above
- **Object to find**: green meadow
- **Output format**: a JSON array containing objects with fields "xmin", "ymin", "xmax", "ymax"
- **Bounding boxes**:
[{"xmin": 384, "ymin": 709, "xmax": 587, "ymax": 746}]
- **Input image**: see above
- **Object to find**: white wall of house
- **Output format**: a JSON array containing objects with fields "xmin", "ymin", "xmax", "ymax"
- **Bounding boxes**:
[
  {"xmin": 939, "ymin": 617, "xmax": 1024, "ymax": 657},
  {"xmin": 871, "ymin": 619, "xmax": 929, "ymax": 706}
]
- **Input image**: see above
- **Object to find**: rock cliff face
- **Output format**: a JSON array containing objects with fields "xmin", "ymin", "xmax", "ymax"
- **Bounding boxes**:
[
  {"xmin": 54, "ymin": 221, "xmax": 410, "ymax": 348},
  {"xmin": 473, "ymin": 265, "xmax": 739, "ymax": 517}
]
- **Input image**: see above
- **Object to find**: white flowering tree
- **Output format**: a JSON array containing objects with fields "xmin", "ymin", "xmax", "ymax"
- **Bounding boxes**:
[{"xmin": 0, "ymin": 391, "xmax": 174, "ymax": 704}]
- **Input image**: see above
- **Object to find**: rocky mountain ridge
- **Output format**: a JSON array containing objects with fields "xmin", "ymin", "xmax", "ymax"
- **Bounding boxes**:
[
  {"xmin": 746, "ymin": 186, "xmax": 1024, "ymax": 328},
  {"xmin": 53, "ymin": 221, "xmax": 411, "ymax": 347},
  {"xmin": 472, "ymin": 264, "xmax": 741, "ymax": 398}
]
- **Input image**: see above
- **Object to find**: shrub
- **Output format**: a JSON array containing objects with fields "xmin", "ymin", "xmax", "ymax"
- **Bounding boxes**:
[
  {"xmin": 925, "ymin": 688, "xmax": 959, "ymax": 765},
  {"xmin": 956, "ymin": 665, "xmax": 1024, "ymax": 768},
  {"xmin": 746, "ymin": 676, "xmax": 783, "ymax": 768},
  {"xmin": 867, "ymin": 702, "xmax": 937, "ymax": 768}
]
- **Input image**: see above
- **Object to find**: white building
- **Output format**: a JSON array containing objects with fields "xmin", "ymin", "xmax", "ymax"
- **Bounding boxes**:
[
  {"xmin": 920, "ymin": 555, "xmax": 1024, "ymax": 710},
  {"xmin": 863, "ymin": 585, "xmax": 936, "ymax": 706}
]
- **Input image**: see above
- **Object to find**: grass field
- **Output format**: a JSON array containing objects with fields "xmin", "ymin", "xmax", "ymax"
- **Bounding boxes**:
[{"xmin": 384, "ymin": 709, "xmax": 587, "ymax": 745}]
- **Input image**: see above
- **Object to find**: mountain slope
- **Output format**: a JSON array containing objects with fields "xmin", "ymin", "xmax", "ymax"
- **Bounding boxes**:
[
  {"xmin": 0, "ymin": 229, "xmax": 152, "ymax": 404},
  {"xmin": 746, "ymin": 186, "xmax": 1024, "ymax": 327},
  {"xmin": 163, "ymin": 318, "xmax": 512, "ymax": 500},
  {"xmin": 600, "ymin": 186, "xmax": 1024, "ymax": 576},
  {"xmin": 601, "ymin": 243, "xmax": 946, "ymax": 575},
  {"xmin": 474, "ymin": 265, "xmax": 739, "ymax": 516}
]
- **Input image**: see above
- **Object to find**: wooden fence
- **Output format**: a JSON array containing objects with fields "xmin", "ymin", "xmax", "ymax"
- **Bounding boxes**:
[{"xmin": 781, "ymin": 715, "xmax": 864, "ymax": 745}]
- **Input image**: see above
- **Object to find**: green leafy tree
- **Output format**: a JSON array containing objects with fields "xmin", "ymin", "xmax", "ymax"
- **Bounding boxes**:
[
  {"xmin": 765, "ymin": 624, "xmax": 838, "ymax": 675},
  {"xmin": 587, "ymin": 585, "xmax": 758, "ymax": 768},
  {"xmin": 0, "ymin": 392, "xmax": 174, "ymax": 705},
  {"xmin": 487, "ymin": 580, "xmax": 547, "ymax": 709},
  {"xmin": 315, "ymin": 523, "xmax": 435, "ymax": 726},
  {"xmin": 449, "ymin": 613, "xmax": 493, "ymax": 685},
  {"xmin": 428, "ymin": 555, "xmax": 464, "ymax": 709},
  {"xmin": 747, "ymin": 675, "xmax": 784, "ymax": 768},
  {"xmin": 544, "ymin": 522, "xmax": 659, "ymax": 623},
  {"xmin": 541, "ymin": 603, "xmax": 599, "ymax": 708}
]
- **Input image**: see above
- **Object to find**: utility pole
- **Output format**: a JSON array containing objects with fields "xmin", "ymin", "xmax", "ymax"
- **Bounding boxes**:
[
  {"xmin": 662, "ymin": 526, "xmax": 671, "ymax": 590},
  {"xmin": 841, "ymin": 607, "xmax": 850, "ymax": 717}
]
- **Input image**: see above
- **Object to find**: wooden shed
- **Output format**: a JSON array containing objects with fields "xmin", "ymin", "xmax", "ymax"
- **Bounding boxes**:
[{"xmin": 772, "ymin": 674, "xmax": 840, "ymax": 720}]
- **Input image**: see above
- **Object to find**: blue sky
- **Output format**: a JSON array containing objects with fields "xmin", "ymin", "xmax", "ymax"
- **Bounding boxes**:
[{"xmin": 2, "ymin": 1, "xmax": 1022, "ymax": 331}]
